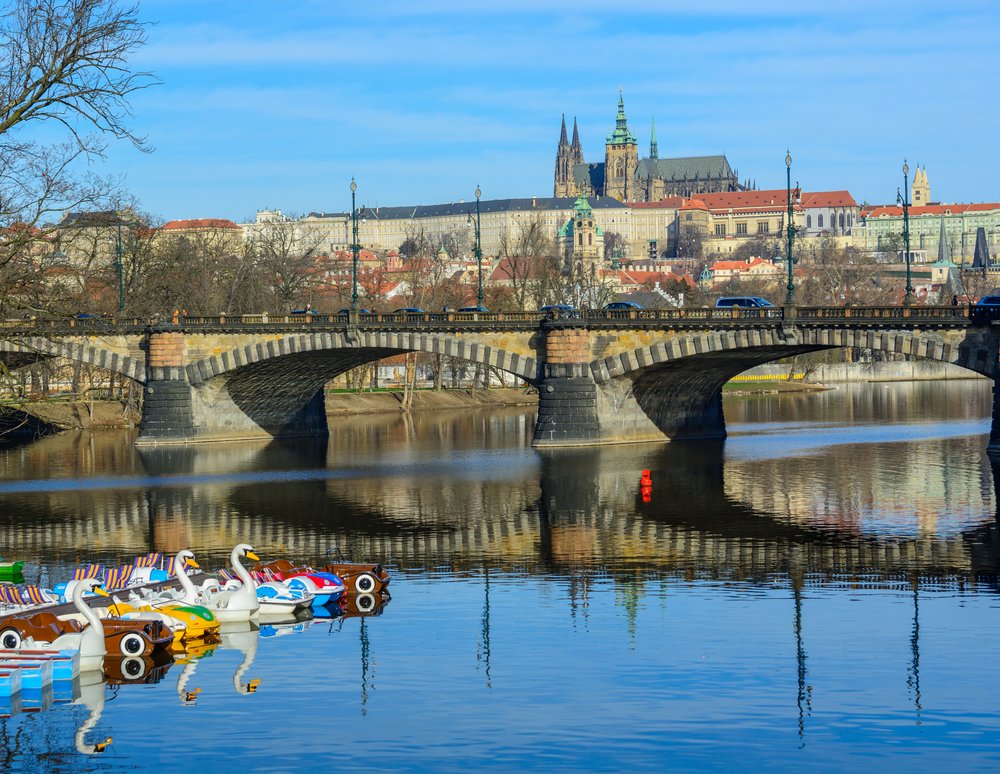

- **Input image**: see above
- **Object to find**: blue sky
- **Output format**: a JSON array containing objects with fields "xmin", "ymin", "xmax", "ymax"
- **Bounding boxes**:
[{"xmin": 93, "ymin": 0, "xmax": 1000, "ymax": 222}]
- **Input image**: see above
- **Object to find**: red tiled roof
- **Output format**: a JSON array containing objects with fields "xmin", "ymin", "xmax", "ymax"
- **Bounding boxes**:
[
  {"xmin": 629, "ymin": 196, "xmax": 689, "ymax": 209},
  {"xmin": 710, "ymin": 260, "xmax": 749, "ymax": 271},
  {"xmin": 162, "ymin": 218, "xmax": 240, "ymax": 230},
  {"xmin": 670, "ymin": 189, "xmax": 858, "ymax": 213},
  {"xmin": 798, "ymin": 190, "xmax": 857, "ymax": 208},
  {"xmin": 863, "ymin": 202, "xmax": 1000, "ymax": 218}
]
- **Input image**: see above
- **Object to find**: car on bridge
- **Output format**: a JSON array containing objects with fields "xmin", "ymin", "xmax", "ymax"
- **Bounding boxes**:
[
  {"xmin": 393, "ymin": 307, "xmax": 425, "ymax": 314},
  {"xmin": 971, "ymin": 292, "xmax": 1000, "ymax": 324},
  {"xmin": 458, "ymin": 306, "xmax": 490, "ymax": 313},
  {"xmin": 336, "ymin": 308, "xmax": 370, "ymax": 314},
  {"xmin": 291, "ymin": 308, "xmax": 318, "ymax": 316},
  {"xmin": 540, "ymin": 304, "xmax": 579, "ymax": 319},
  {"xmin": 604, "ymin": 301, "xmax": 643, "ymax": 311},
  {"xmin": 715, "ymin": 296, "xmax": 774, "ymax": 309}
]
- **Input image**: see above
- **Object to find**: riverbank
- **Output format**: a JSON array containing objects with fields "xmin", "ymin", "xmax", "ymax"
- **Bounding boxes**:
[
  {"xmin": 324, "ymin": 387, "xmax": 537, "ymax": 415},
  {"xmin": 7, "ymin": 388, "xmax": 538, "ymax": 430}
]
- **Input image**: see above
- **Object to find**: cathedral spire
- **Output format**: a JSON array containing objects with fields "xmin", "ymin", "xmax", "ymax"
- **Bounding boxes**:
[
  {"xmin": 559, "ymin": 113, "xmax": 568, "ymax": 146},
  {"xmin": 650, "ymin": 113, "xmax": 658, "ymax": 160},
  {"xmin": 571, "ymin": 116, "xmax": 583, "ymax": 164}
]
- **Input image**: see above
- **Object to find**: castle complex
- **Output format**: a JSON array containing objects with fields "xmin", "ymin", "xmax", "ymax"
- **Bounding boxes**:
[{"xmin": 554, "ymin": 90, "xmax": 748, "ymax": 202}]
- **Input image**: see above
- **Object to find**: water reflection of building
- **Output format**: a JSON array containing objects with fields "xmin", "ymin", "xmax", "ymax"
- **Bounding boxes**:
[{"xmin": 2, "ymin": 425, "xmax": 996, "ymax": 590}]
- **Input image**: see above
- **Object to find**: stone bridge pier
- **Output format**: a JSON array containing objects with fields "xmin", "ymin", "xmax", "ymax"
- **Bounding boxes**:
[
  {"xmin": 138, "ymin": 329, "xmax": 328, "ymax": 445},
  {"xmin": 533, "ymin": 324, "xmax": 732, "ymax": 446}
]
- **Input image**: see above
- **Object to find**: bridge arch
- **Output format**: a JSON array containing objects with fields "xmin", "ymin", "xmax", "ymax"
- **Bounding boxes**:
[
  {"xmin": 186, "ymin": 330, "xmax": 539, "ymax": 386},
  {"xmin": 590, "ymin": 327, "xmax": 997, "ymax": 383},
  {"xmin": 0, "ymin": 337, "xmax": 146, "ymax": 383}
]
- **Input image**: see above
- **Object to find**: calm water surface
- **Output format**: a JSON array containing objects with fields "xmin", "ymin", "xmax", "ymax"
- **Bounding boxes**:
[{"xmin": 1, "ymin": 381, "xmax": 999, "ymax": 772}]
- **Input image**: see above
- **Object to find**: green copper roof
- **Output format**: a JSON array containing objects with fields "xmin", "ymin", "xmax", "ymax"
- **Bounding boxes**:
[
  {"xmin": 650, "ymin": 113, "xmax": 658, "ymax": 159},
  {"xmin": 572, "ymin": 194, "xmax": 593, "ymax": 218},
  {"xmin": 606, "ymin": 88, "xmax": 637, "ymax": 146}
]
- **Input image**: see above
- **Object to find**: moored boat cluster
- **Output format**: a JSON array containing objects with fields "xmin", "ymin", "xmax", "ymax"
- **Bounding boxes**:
[{"xmin": 0, "ymin": 544, "xmax": 391, "ymax": 736}]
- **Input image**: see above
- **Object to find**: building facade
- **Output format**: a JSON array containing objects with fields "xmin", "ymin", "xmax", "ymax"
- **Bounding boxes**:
[{"xmin": 857, "ymin": 202, "xmax": 1000, "ymax": 264}]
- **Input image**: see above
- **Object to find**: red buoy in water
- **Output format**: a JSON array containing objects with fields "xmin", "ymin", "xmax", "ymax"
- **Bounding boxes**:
[{"xmin": 640, "ymin": 469, "xmax": 652, "ymax": 487}]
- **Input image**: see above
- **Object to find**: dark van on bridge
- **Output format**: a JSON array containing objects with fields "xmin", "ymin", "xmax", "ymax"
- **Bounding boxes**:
[
  {"xmin": 971, "ymin": 291, "xmax": 1000, "ymax": 324},
  {"xmin": 715, "ymin": 297, "xmax": 774, "ymax": 309}
]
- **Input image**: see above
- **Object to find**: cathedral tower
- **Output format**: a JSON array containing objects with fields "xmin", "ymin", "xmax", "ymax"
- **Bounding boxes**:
[
  {"xmin": 554, "ymin": 114, "xmax": 575, "ymax": 197},
  {"xmin": 604, "ymin": 89, "xmax": 638, "ymax": 202}
]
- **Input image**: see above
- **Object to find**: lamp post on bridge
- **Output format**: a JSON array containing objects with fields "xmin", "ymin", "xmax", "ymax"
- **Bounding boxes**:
[
  {"xmin": 350, "ymin": 178, "xmax": 360, "ymax": 311},
  {"xmin": 785, "ymin": 151, "xmax": 797, "ymax": 306},
  {"xmin": 114, "ymin": 217, "xmax": 125, "ymax": 313},
  {"xmin": 467, "ymin": 186, "xmax": 484, "ymax": 307},
  {"xmin": 898, "ymin": 161, "xmax": 914, "ymax": 306}
]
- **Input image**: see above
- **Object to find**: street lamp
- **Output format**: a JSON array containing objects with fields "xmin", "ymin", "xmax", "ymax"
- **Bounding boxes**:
[
  {"xmin": 897, "ymin": 161, "xmax": 913, "ymax": 306},
  {"xmin": 785, "ymin": 151, "xmax": 797, "ymax": 306},
  {"xmin": 350, "ymin": 178, "xmax": 359, "ymax": 310},
  {"xmin": 466, "ymin": 185, "xmax": 483, "ymax": 307},
  {"xmin": 115, "ymin": 217, "xmax": 125, "ymax": 313}
]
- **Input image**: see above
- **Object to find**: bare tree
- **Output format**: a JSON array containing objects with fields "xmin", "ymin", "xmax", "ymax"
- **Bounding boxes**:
[
  {"xmin": 0, "ymin": 0, "xmax": 157, "ymax": 311},
  {"xmin": 496, "ymin": 215, "xmax": 558, "ymax": 309}
]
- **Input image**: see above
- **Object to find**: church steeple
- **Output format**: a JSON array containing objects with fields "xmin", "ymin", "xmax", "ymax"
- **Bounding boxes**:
[
  {"xmin": 607, "ymin": 87, "xmax": 636, "ymax": 145},
  {"xmin": 554, "ymin": 113, "xmax": 575, "ymax": 197},
  {"xmin": 650, "ymin": 113, "xmax": 658, "ymax": 160},
  {"xmin": 571, "ymin": 116, "xmax": 583, "ymax": 164}
]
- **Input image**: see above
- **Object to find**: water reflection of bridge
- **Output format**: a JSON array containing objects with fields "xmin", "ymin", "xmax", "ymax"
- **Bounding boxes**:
[{"xmin": 2, "ymin": 426, "xmax": 997, "ymax": 584}]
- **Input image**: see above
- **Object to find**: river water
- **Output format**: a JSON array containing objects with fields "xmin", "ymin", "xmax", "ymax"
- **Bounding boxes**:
[{"xmin": 1, "ymin": 381, "xmax": 999, "ymax": 772}]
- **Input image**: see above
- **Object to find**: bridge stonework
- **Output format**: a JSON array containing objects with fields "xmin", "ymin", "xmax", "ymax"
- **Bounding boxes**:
[{"xmin": 3, "ymin": 310, "xmax": 1000, "ymax": 450}]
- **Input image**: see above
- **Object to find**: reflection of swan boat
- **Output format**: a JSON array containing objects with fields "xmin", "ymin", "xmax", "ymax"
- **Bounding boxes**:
[
  {"xmin": 104, "ymin": 651, "xmax": 174, "ymax": 685},
  {"xmin": 309, "ymin": 590, "xmax": 391, "ymax": 623},
  {"xmin": 221, "ymin": 626, "xmax": 262, "ymax": 695},
  {"xmin": 259, "ymin": 621, "xmax": 309, "ymax": 638},
  {"xmin": 74, "ymin": 671, "xmax": 112, "ymax": 755}
]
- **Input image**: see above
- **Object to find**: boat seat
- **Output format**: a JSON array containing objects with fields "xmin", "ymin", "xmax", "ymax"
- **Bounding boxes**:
[{"xmin": 28, "ymin": 612, "xmax": 82, "ymax": 634}]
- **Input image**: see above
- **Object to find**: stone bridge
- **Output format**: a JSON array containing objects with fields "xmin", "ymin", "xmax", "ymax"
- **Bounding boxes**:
[{"xmin": 1, "ymin": 306, "xmax": 998, "ymax": 449}]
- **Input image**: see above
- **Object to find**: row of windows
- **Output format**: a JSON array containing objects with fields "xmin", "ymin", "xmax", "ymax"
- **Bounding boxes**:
[{"xmin": 805, "ymin": 213, "xmax": 853, "ymax": 230}]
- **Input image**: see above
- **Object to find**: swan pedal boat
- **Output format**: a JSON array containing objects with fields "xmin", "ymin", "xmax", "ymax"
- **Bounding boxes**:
[
  {"xmin": 250, "ymin": 560, "xmax": 347, "ymax": 605},
  {"xmin": 257, "ymin": 551, "xmax": 390, "ymax": 596},
  {"xmin": 171, "ymin": 546, "xmax": 261, "ymax": 624},
  {"xmin": 2, "ymin": 580, "xmax": 157, "ymax": 671}
]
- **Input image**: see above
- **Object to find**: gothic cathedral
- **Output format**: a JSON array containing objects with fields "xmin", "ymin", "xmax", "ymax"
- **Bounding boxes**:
[{"xmin": 554, "ymin": 90, "xmax": 748, "ymax": 202}]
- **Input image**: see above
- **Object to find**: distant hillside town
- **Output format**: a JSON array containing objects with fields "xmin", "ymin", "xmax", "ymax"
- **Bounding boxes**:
[{"xmin": 7, "ymin": 91, "xmax": 1000, "ymax": 316}]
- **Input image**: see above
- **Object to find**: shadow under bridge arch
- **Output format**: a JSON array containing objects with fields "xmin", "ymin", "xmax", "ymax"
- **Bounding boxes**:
[
  {"xmin": 181, "ymin": 330, "xmax": 540, "ymax": 441},
  {"xmin": 584, "ymin": 326, "xmax": 996, "ymax": 444}
]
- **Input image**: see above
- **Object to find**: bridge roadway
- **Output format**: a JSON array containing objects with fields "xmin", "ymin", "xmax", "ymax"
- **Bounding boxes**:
[
  {"xmin": 2, "ymin": 306, "xmax": 999, "ymax": 449},
  {"xmin": 3, "ymin": 439, "xmax": 997, "ymax": 587}
]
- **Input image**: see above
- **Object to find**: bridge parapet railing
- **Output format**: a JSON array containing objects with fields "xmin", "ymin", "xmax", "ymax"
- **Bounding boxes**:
[
  {"xmin": 0, "ymin": 316, "xmax": 151, "ymax": 333},
  {"xmin": 795, "ymin": 306, "xmax": 971, "ymax": 322},
  {"xmin": 580, "ymin": 307, "xmax": 783, "ymax": 322}
]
